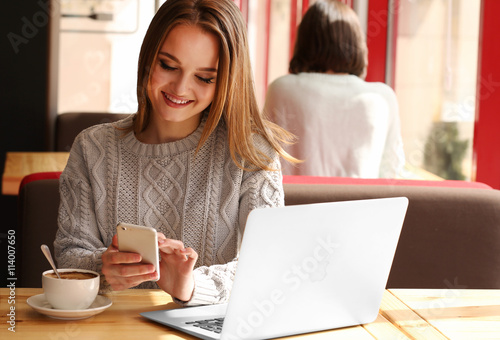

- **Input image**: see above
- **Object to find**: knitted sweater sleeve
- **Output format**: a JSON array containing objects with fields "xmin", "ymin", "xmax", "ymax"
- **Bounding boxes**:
[
  {"xmin": 182, "ymin": 140, "xmax": 285, "ymax": 306},
  {"xmin": 53, "ymin": 131, "xmax": 109, "ymax": 284}
]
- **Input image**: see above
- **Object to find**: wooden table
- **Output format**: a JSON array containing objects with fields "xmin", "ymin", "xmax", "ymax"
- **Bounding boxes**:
[
  {"xmin": 385, "ymin": 289, "xmax": 500, "ymax": 339},
  {"xmin": 1, "ymin": 152, "xmax": 69, "ymax": 195},
  {"xmin": 1, "ymin": 288, "xmax": 499, "ymax": 339}
]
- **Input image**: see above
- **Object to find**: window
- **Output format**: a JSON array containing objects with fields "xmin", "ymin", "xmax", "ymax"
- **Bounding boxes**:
[{"xmin": 393, "ymin": 0, "xmax": 481, "ymax": 180}]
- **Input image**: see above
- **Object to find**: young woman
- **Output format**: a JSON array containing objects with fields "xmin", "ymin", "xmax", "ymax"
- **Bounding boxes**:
[
  {"xmin": 54, "ymin": 0, "xmax": 295, "ymax": 306},
  {"xmin": 264, "ymin": 0, "xmax": 404, "ymax": 178}
]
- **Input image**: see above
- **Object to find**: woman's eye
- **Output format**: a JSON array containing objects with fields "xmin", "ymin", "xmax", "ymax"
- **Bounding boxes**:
[
  {"xmin": 159, "ymin": 60, "xmax": 175, "ymax": 71},
  {"xmin": 197, "ymin": 76, "xmax": 215, "ymax": 84}
]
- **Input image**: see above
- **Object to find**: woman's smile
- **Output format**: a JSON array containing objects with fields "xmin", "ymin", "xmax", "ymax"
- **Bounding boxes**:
[{"xmin": 162, "ymin": 92, "xmax": 194, "ymax": 107}]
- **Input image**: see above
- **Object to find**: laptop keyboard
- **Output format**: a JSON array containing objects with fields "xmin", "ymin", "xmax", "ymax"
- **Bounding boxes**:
[{"xmin": 186, "ymin": 318, "xmax": 225, "ymax": 334}]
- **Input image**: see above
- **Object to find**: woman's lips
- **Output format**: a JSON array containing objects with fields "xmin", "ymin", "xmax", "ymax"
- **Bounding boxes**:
[{"xmin": 162, "ymin": 92, "xmax": 193, "ymax": 107}]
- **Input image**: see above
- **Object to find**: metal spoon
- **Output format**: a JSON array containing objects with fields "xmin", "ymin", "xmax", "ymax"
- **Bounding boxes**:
[{"xmin": 41, "ymin": 244, "xmax": 61, "ymax": 279}]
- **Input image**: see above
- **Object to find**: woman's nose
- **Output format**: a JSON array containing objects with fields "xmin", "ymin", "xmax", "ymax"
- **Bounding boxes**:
[{"xmin": 171, "ymin": 73, "xmax": 190, "ymax": 96}]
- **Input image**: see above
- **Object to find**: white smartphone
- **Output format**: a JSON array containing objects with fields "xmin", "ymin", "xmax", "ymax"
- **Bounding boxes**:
[{"xmin": 116, "ymin": 223, "xmax": 160, "ymax": 281}]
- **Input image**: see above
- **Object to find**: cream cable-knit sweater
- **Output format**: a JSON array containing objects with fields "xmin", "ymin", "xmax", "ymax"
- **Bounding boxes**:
[{"xmin": 54, "ymin": 115, "xmax": 284, "ymax": 306}]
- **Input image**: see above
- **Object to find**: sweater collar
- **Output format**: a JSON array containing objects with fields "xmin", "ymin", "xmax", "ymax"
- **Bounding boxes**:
[{"xmin": 121, "ymin": 114, "xmax": 208, "ymax": 157}]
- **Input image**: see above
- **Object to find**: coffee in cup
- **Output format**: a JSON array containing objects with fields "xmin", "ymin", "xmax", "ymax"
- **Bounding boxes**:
[
  {"xmin": 44, "ymin": 271, "xmax": 97, "ymax": 280},
  {"xmin": 42, "ymin": 269, "xmax": 99, "ymax": 310}
]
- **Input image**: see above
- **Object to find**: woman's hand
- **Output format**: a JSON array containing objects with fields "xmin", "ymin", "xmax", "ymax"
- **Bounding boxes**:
[
  {"xmin": 156, "ymin": 234, "xmax": 198, "ymax": 302},
  {"xmin": 101, "ymin": 234, "xmax": 158, "ymax": 291}
]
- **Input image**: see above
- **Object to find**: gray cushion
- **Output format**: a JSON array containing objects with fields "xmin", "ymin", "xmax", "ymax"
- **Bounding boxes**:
[
  {"xmin": 55, "ymin": 112, "xmax": 131, "ymax": 151},
  {"xmin": 284, "ymin": 183, "xmax": 500, "ymax": 289},
  {"xmin": 18, "ymin": 179, "xmax": 60, "ymax": 287},
  {"xmin": 18, "ymin": 179, "xmax": 500, "ymax": 289}
]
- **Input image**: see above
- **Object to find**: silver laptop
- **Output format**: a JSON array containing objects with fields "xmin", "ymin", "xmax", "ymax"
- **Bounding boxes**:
[{"xmin": 141, "ymin": 197, "xmax": 409, "ymax": 340}]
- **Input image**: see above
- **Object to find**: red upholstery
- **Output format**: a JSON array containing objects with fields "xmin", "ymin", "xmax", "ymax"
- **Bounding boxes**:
[
  {"xmin": 19, "ymin": 172, "xmax": 62, "ymax": 192},
  {"xmin": 20, "ymin": 173, "xmax": 491, "ymax": 191},
  {"xmin": 282, "ymin": 175, "xmax": 492, "ymax": 189}
]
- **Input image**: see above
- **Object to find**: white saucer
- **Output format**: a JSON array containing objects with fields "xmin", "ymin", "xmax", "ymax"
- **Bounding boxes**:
[{"xmin": 27, "ymin": 294, "xmax": 112, "ymax": 320}]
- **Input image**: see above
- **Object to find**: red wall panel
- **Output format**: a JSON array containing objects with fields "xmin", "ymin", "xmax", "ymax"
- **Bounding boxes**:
[
  {"xmin": 473, "ymin": 0, "xmax": 500, "ymax": 189},
  {"xmin": 365, "ymin": 0, "xmax": 388, "ymax": 83}
]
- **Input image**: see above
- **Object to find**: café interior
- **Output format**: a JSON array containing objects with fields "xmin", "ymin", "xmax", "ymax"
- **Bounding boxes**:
[{"xmin": 1, "ymin": 0, "xmax": 500, "ymax": 338}]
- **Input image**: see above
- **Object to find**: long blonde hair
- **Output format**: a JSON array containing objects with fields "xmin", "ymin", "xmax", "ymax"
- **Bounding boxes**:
[{"xmin": 127, "ymin": 0, "xmax": 297, "ymax": 171}]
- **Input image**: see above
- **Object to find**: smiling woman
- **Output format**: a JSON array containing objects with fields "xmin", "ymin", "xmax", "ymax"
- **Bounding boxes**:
[
  {"xmin": 54, "ymin": 0, "xmax": 298, "ymax": 308},
  {"xmin": 141, "ymin": 24, "xmax": 220, "ymax": 143}
]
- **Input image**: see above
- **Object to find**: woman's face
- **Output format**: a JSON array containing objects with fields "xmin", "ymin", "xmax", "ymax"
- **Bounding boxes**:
[{"xmin": 147, "ymin": 24, "xmax": 219, "ymax": 140}]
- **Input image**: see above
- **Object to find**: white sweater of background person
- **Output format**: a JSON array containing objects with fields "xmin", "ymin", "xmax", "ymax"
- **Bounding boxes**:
[
  {"xmin": 54, "ymin": 115, "xmax": 284, "ymax": 306},
  {"xmin": 264, "ymin": 73, "xmax": 405, "ymax": 178}
]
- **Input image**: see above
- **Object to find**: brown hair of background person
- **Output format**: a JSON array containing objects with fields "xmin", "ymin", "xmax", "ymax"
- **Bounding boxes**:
[{"xmin": 289, "ymin": 0, "xmax": 368, "ymax": 78}]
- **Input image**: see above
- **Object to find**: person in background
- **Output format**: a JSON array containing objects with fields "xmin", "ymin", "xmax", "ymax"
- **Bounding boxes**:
[
  {"xmin": 54, "ymin": 0, "xmax": 296, "ymax": 306},
  {"xmin": 264, "ymin": 0, "xmax": 404, "ymax": 178}
]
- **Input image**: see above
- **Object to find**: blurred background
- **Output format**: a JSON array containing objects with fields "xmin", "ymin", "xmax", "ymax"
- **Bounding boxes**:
[
  {"xmin": 54, "ymin": 0, "xmax": 482, "ymax": 182},
  {"xmin": 2, "ymin": 1, "xmax": 500, "ymax": 268}
]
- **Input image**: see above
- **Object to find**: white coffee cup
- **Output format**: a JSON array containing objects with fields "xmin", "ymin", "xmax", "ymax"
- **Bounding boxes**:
[{"xmin": 42, "ymin": 269, "xmax": 100, "ymax": 310}]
